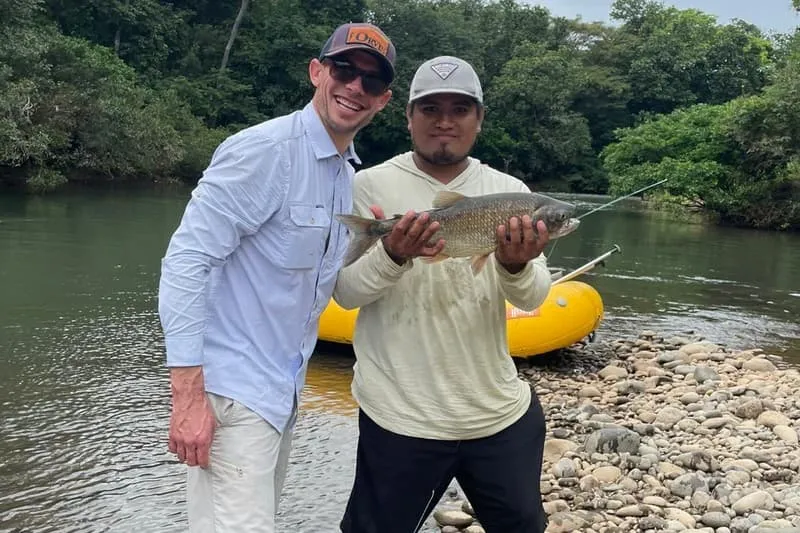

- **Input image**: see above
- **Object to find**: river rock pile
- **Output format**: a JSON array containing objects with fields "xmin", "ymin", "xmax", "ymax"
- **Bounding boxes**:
[{"xmin": 430, "ymin": 331, "xmax": 800, "ymax": 533}]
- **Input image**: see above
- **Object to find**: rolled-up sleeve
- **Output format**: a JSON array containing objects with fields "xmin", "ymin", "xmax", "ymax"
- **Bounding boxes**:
[{"xmin": 158, "ymin": 133, "xmax": 287, "ymax": 367}]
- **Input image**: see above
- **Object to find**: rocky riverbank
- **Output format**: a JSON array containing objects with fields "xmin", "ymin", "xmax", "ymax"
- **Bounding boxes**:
[{"xmin": 430, "ymin": 331, "xmax": 800, "ymax": 533}]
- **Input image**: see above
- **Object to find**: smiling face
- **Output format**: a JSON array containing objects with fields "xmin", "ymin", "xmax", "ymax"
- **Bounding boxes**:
[
  {"xmin": 309, "ymin": 50, "xmax": 392, "ymax": 152},
  {"xmin": 407, "ymin": 93, "xmax": 484, "ymax": 168}
]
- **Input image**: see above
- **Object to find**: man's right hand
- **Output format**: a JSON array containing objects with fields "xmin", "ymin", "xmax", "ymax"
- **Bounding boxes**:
[
  {"xmin": 168, "ymin": 366, "xmax": 216, "ymax": 468},
  {"xmin": 369, "ymin": 205, "xmax": 445, "ymax": 265}
]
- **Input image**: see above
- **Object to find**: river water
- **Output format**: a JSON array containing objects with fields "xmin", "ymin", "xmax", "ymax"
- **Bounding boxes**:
[{"xmin": 1, "ymin": 187, "xmax": 798, "ymax": 532}]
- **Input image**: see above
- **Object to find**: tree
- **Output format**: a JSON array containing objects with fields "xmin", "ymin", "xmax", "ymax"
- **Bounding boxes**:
[
  {"xmin": 220, "ymin": 0, "xmax": 249, "ymax": 72},
  {"xmin": 601, "ymin": 103, "xmax": 741, "ymax": 210},
  {"xmin": 45, "ymin": 0, "xmax": 190, "ymax": 77},
  {"xmin": 484, "ymin": 42, "xmax": 595, "ymax": 188},
  {"xmin": 602, "ymin": 49, "xmax": 800, "ymax": 231},
  {"xmin": 3, "ymin": 0, "xmax": 797, "ymax": 224},
  {"xmin": 475, "ymin": 0, "xmax": 551, "ymax": 81},
  {"xmin": 0, "ymin": 3, "xmax": 224, "ymax": 192},
  {"xmin": 609, "ymin": 0, "xmax": 773, "ymax": 115}
]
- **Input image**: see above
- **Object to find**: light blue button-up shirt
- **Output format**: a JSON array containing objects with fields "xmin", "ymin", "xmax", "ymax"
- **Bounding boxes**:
[{"xmin": 158, "ymin": 102, "xmax": 357, "ymax": 433}]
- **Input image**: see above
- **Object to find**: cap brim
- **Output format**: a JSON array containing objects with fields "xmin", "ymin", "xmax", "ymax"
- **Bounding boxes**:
[{"xmin": 409, "ymin": 88, "xmax": 482, "ymax": 103}]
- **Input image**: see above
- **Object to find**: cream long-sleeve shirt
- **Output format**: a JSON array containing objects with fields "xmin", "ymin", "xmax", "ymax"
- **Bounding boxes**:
[{"xmin": 332, "ymin": 152, "xmax": 552, "ymax": 440}]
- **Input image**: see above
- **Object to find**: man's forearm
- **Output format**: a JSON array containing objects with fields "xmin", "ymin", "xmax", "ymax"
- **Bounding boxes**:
[
  {"xmin": 333, "ymin": 242, "xmax": 412, "ymax": 309},
  {"xmin": 495, "ymin": 254, "xmax": 551, "ymax": 312}
]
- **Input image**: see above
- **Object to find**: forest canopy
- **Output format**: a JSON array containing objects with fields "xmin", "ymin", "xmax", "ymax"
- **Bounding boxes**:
[{"xmin": 1, "ymin": 0, "xmax": 798, "ymax": 229}]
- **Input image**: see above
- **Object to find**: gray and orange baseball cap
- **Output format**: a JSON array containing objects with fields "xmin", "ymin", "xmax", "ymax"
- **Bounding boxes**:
[{"xmin": 320, "ymin": 23, "xmax": 396, "ymax": 83}]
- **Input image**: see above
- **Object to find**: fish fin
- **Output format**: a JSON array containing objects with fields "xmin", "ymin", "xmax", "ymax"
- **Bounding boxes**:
[
  {"xmin": 432, "ymin": 191, "xmax": 468, "ymax": 209},
  {"xmin": 470, "ymin": 254, "xmax": 491, "ymax": 275},
  {"xmin": 420, "ymin": 253, "xmax": 450, "ymax": 264},
  {"xmin": 335, "ymin": 214, "xmax": 385, "ymax": 267}
]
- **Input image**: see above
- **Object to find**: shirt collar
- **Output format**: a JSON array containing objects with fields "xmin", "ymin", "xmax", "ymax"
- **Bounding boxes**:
[{"xmin": 301, "ymin": 102, "xmax": 362, "ymax": 165}]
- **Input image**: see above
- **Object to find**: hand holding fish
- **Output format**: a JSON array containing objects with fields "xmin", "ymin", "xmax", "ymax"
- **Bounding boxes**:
[
  {"xmin": 494, "ymin": 215, "xmax": 550, "ymax": 274},
  {"xmin": 369, "ymin": 205, "xmax": 446, "ymax": 265}
]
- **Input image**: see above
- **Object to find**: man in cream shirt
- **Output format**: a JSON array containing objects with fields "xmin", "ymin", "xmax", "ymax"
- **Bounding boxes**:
[{"xmin": 334, "ymin": 56, "xmax": 550, "ymax": 533}]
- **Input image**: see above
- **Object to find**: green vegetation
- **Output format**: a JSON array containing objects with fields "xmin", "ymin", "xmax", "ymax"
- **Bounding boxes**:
[
  {"xmin": 0, "ymin": 0, "xmax": 798, "ymax": 229},
  {"xmin": 602, "ymin": 23, "xmax": 800, "ymax": 230}
]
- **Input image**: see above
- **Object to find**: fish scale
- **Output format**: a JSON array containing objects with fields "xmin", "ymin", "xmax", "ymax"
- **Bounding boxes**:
[{"xmin": 425, "ymin": 195, "xmax": 546, "ymax": 258}]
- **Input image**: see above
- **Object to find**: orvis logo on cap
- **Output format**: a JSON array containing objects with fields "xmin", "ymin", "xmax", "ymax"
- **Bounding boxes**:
[
  {"xmin": 430, "ymin": 62, "xmax": 459, "ymax": 80},
  {"xmin": 346, "ymin": 26, "xmax": 390, "ymax": 56}
]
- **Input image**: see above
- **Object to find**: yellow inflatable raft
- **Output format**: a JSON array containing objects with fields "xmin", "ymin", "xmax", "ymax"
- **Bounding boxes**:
[{"xmin": 317, "ymin": 279, "xmax": 604, "ymax": 358}]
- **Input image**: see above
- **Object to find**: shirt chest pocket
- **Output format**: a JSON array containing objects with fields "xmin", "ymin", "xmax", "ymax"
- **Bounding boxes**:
[{"xmin": 277, "ymin": 203, "xmax": 331, "ymax": 269}]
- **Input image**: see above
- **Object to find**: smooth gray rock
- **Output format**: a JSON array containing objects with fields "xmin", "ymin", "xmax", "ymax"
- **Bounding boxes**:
[{"xmin": 583, "ymin": 428, "xmax": 641, "ymax": 455}]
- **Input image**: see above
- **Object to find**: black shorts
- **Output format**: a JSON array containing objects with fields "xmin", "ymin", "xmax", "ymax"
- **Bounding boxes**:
[{"xmin": 340, "ymin": 392, "xmax": 548, "ymax": 533}]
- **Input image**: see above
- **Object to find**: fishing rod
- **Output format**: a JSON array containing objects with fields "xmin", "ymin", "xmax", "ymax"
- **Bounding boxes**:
[
  {"xmin": 546, "ymin": 178, "xmax": 668, "ymax": 260},
  {"xmin": 576, "ymin": 178, "xmax": 669, "ymax": 220},
  {"xmin": 552, "ymin": 244, "xmax": 621, "ymax": 285}
]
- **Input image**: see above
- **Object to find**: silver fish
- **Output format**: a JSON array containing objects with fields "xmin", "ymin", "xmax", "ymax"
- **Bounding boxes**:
[{"xmin": 336, "ymin": 190, "xmax": 579, "ymax": 274}]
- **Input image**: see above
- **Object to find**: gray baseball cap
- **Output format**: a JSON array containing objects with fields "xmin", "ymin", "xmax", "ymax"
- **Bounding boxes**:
[{"xmin": 408, "ymin": 56, "xmax": 483, "ymax": 104}]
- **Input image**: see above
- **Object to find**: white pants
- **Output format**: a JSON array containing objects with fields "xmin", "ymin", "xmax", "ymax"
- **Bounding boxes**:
[{"xmin": 187, "ymin": 392, "xmax": 295, "ymax": 532}]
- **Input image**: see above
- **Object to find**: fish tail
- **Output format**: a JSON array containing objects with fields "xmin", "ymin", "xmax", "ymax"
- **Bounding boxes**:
[{"xmin": 336, "ymin": 214, "xmax": 389, "ymax": 267}]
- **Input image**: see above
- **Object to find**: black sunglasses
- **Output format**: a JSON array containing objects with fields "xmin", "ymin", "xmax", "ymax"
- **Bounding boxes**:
[{"xmin": 324, "ymin": 59, "xmax": 389, "ymax": 97}]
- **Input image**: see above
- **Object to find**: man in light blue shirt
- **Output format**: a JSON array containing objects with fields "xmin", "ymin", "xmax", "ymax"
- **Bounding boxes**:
[{"xmin": 158, "ymin": 22, "xmax": 395, "ymax": 532}]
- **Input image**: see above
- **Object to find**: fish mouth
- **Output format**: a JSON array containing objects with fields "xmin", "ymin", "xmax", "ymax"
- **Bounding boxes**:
[{"xmin": 550, "ymin": 218, "xmax": 580, "ymax": 239}]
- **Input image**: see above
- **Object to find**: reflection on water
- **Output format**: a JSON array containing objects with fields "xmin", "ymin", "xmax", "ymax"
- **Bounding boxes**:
[
  {"xmin": 280, "ymin": 347, "xmax": 361, "ymax": 531},
  {"xmin": 300, "ymin": 346, "xmax": 359, "ymax": 415},
  {"xmin": 0, "ymin": 188, "xmax": 798, "ymax": 532}
]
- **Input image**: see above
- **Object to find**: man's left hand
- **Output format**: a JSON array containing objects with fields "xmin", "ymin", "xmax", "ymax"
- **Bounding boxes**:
[{"xmin": 495, "ymin": 216, "xmax": 549, "ymax": 274}]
